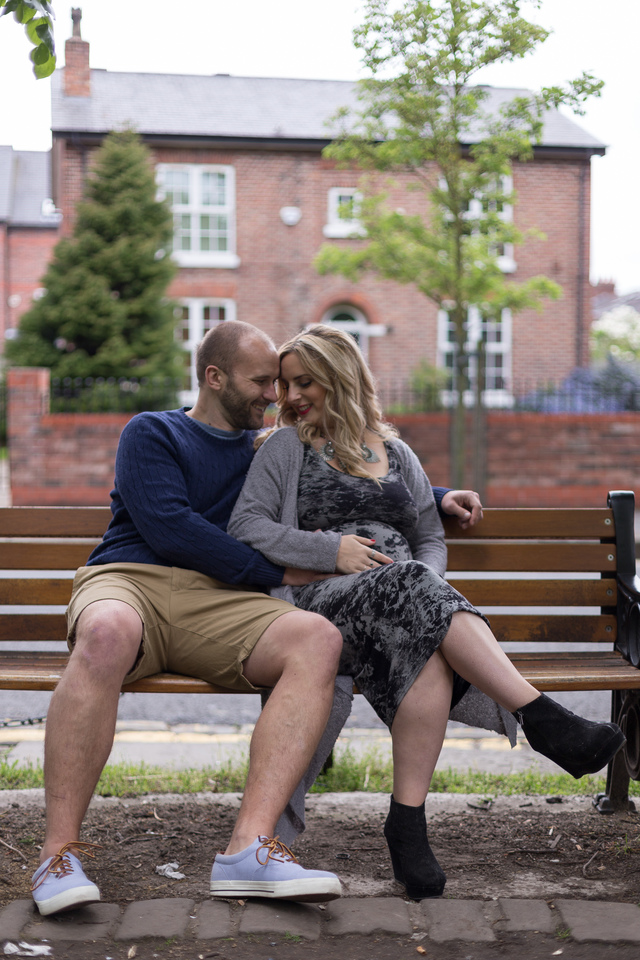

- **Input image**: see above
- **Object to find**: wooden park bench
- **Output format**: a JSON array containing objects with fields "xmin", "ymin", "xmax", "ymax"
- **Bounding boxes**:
[{"xmin": 1, "ymin": 493, "xmax": 639, "ymax": 812}]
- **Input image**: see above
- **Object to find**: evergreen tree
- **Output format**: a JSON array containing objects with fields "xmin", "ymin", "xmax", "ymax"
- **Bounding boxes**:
[{"xmin": 7, "ymin": 129, "xmax": 181, "ymax": 387}]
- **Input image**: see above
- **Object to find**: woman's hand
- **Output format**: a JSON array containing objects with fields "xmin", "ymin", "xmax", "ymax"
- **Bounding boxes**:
[{"xmin": 335, "ymin": 535, "xmax": 393, "ymax": 574}]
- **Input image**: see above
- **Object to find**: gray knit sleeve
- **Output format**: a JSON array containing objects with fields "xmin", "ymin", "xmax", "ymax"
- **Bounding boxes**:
[
  {"xmin": 389, "ymin": 439, "xmax": 447, "ymax": 576},
  {"xmin": 228, "ymin": 428, "xmax": 342, "ymax": 572}
]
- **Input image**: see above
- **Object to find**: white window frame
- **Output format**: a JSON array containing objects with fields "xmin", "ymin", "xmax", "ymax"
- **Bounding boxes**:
[
  {"xmin": 156, "ymin": 164, "xmax": 240, "ymax": 269},
  {"xmin": 437, "ymin": 306, "xmax": 513, "ymax": 408},
  {"xmin": 320, "ymin": 304, "xmax": 386, "ymax": 362},
  {"xmin": 323, "ymin": 187, "xmax": 366, "ymax": 239},
  {"xmin": 176, "ymin": 298, "xmax": 237, "ymax": 404},
  {"xmin": 462, "ymin": 174, "xmax": 516, "ymax": 274}
]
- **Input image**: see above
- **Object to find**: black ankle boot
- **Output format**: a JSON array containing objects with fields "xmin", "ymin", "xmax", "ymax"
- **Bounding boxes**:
[
  {"xmin": 513, "ymin": 694, "xmax": 626, "ymax": 779},
  {"xmin": 383, "ymin": 795, "xmax": 446, "ymax": 900}
]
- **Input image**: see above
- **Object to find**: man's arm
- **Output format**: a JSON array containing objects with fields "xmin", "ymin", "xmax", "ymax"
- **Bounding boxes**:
[
  {"xmin": 112, "ymin": 415, "xmax": 285, "ymax": 587},
  {"xmin": 434, "ymin": 487, "xmax": 484, "ymax": 529}
]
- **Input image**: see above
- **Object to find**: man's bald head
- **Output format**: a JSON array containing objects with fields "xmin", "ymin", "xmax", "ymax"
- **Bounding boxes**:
[{"xmin": 195, "ymin": 321, "xmax": 275, "ymax": 386}]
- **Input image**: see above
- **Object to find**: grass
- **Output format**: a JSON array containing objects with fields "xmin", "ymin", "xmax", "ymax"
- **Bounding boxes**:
[{"xmin": 2, "ymin": 748, "xmax": 640, "ymax": 799}]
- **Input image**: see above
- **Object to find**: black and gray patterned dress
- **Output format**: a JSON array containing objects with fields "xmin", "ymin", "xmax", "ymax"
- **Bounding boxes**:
[{"xmin": 291, "ymin": 444, "xmax": 483, "ymax": 729}]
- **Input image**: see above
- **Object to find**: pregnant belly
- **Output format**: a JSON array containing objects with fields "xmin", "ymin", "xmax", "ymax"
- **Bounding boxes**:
[{"xmin": 332, "ymin": 520, "xmax": 413, "ymax": 563}]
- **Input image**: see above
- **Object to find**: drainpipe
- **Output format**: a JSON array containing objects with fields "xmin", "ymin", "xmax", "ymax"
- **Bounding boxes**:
[{"xmin": 576, "ymin": 163, "xmax": 587, "ymax": 367}]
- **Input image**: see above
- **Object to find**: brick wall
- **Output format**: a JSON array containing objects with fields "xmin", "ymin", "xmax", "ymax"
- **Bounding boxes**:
[
  {"xmin": 392, "ymin": 412, "xmax": 640, "ymax": 507},
  {"xmin": 7, "ymin": 369, "xmax": 640, "ymax": 508},
  {"xmin": 7, "ymin": 368, "xmax": 130, "ymax": 506}
]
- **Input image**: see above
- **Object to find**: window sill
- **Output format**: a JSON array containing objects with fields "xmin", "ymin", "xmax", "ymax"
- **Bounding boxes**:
[
  {"xmin": 497, "ymin": 256, "xmax": 516, "ymax": 274},
  {"xmin": 171, "ymin": 252, "xmax": 241, "ymax": 269},
  {"xmin": 322, "ymin": 222, "xmax": 366, "ymax": 239}
]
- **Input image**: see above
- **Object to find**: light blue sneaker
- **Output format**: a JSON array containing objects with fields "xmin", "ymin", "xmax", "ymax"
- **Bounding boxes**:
[
  {"xmin": 31, "ymin": 841, "xmax": 101, "ymax": 916},
  {"xmin": 210, "ymin": 836, "xmax": 342, "ymax": 902}
]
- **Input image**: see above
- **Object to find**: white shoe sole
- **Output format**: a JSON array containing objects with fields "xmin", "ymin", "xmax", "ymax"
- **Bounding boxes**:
[
  {"xmin": 210, "ymin": 877, "xmax": 342, "ymax": 902},
  {"xmin": 34, "ymin": 884, "xmax": 101, "ymax": 916}
]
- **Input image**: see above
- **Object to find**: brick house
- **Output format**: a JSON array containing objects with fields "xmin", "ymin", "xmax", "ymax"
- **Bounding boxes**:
[
  {"xmin": 46, "ymin": 16, "xmax": 605, "ymax": 405},
  {"xmin": 0, "ymin": 146, "xmax": 61, "ymax": 348}
]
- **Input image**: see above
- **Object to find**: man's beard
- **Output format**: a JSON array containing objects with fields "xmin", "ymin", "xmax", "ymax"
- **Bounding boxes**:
[{"xmin": 219, "ymin": 376, "xmax": 265, "ymax": 430}]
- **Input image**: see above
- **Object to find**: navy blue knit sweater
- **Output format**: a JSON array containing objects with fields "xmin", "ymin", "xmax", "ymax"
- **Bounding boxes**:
[{"xmin": 88, "ymin": 408, "xmax": 285, "ymax": 588}]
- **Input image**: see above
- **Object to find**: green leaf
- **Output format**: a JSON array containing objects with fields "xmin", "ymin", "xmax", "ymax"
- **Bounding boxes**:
[
  {"xmin": 25, "ymin": 13, "xmax": 47, "ymax": 42},
  {"xmin": 33, "ymin": 49, "xmax": 55, "ymax": 78},
  {"xmin": 14, "ymin": 1, "xmax": 37, "ymax": 24},
  {"xmin": 30, "ymin": 40, "xmax": 49, "ymax": 64},
  {"xmin": 0, "ymin": 0, "xmax": 20, "ymax": 16}
]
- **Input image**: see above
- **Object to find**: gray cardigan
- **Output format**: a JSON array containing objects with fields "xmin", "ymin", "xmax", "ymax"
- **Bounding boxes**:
[{"xmin": 228, "ymin": 426, "xmax": 447, "ymax": 601}]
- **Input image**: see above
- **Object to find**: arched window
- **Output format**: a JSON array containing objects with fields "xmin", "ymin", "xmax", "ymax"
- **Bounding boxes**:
[{"xmin": 320, "ymin": 304, "xmax": 386, "ymax": 361}]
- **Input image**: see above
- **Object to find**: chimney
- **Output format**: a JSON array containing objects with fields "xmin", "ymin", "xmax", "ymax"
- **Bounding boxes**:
[{"xmin": 64, "ymin": 8, "xmax": 90, "ymax": 98}]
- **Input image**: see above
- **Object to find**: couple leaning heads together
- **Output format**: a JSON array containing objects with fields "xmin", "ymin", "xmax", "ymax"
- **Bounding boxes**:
[{"xmin": 32, "ymin": 321, "xmax": 625, "ymax": 915}]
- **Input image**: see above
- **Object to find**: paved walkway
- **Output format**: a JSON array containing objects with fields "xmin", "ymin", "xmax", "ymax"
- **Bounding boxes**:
[{"xmin": 3, "ymin": 894, "xmax": 640, "ymax": 948}]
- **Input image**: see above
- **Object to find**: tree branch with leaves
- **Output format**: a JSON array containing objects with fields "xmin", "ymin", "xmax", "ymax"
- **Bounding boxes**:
[
  {"xmin": 1, "ymin": 0, "xmax": 56, "ymax": 78},
  {"xmin": 315, "ymin": 0, "xmax": 603, "ymax": 485}
]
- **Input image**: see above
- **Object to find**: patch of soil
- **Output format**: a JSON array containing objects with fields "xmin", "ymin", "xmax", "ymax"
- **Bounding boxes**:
[{"xmin": 1, "ymin": 792, "xmax": 639, "ymax": 908}]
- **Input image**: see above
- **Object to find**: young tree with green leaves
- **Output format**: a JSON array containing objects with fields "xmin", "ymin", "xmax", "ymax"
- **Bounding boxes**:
[
  {"xmin": 0, "ymin": 0, "xmax": 56, "ymax": 78},
  {"xmin": 7, "ymin": 129, "xmax": 182, "ymax": 391},
  {"xmin": 315, "ymin": 0, "xmax": 602, "ymax": 486}
]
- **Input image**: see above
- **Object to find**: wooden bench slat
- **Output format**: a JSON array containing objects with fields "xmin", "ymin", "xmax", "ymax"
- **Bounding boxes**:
[
  {"xmin": 446, "ymin": 542, "xmax": 616, "ymax": 573},
  {"xmin": 511, "ymin": 651, "xmax": 640, "ymax": 691},
  {"xmin": 3, "ymin": 650, "xmax": 639, "ymax": 694},
  {"xmin": 0, "ymin": 507, "xmax": 111, "ymax": 538},
  {"xmin": 0, "ymin": 614, "xmax": 68, "ymax": 642},
  {"xmin": 0, "ymin": 612, "xmax": 617, "ymax": 645},
  {"xmin": 0, "ymin": 543, "xmax": 98, "ymax": 569},
  {"xmin": 0, "ymin": 579, "xmax": 74, "ymax": 605},
  {"xmin": 0, "ymin": 578, "xmax": 616, "ymax": 609},
  {"xmin": 488, "ymin": 614, "xmax": 617, "ymax": 644},
  {"xmin": 0, "ymin": 653, "xmax": 243, "ymax": 694},
  {"xmin": 448, "ymin": 578, "xmax": 617, "ymax": 606},
  {"xmin": 443, "ymin": 508, "xmax": 614, "ymax": 539}
]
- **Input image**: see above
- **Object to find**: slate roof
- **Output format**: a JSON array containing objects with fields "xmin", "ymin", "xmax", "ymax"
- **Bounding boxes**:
[
  {"xmin": 593, "ymin": 290, "xmax": 640, "ymax": 320},
  {"xmin": 0, "ymin": 146, "xmax": 59, "ymax": 227},
  {"xmin": 51, "ymin": 70, "xmax": 606, "ymax": 153}
]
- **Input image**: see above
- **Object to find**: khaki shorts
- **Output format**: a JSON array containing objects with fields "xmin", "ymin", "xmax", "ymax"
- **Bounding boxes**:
[{"xmin": 66, "ymin": 563, "xmax": 294, "ymax": 692}]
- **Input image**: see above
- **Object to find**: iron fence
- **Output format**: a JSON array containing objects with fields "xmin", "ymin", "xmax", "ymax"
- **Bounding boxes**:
[
  {"xmin": 0, "ymin": 370, "xmax": 636, "ymax": 428},
  {"xmin": 50, "ymin": 376, "xmax": 182, "ymax": 414},
  {"xmin": 377, "ymin": 376, "xmax": 640, "ymax": 415}
]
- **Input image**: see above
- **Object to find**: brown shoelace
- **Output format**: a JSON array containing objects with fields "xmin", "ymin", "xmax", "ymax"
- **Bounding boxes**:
[
  {"xmin": 31, "ymin": 840, "xmax": 103, "ymax": 891},
  {"xmin": 255, "ymin": 836, "xmax": 298, "ymax": 866}
]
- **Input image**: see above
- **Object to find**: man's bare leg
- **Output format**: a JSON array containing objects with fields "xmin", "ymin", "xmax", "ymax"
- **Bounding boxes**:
[
  {"xmin": 40, "ymin": 600, "xmax": 142, "ymax": 862},
  {"xmin": 224, "ymin": 609, "xmax": 342, "ymax": 854}
]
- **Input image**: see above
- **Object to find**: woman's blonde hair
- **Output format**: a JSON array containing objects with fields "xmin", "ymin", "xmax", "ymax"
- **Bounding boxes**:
[{"xmin": 273, "ymin": 324, "xmax": 398, "ymax": 479}]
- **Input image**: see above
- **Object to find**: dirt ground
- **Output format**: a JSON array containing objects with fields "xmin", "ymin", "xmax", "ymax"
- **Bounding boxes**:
[{"xmin": 1, "ymin": 791, "xmax": 640, "ymax": 959}]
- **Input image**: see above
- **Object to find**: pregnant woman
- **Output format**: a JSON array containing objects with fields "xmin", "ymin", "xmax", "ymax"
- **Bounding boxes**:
[{"xmin": 228, "ymin": 324, "xmax": 624, "ymax": 900}]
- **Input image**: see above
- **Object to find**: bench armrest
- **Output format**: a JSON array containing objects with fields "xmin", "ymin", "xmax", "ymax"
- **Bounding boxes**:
[
  {"xmin": 616, "ymin": 574, "xmax": 640, "ymax": 668},
  {"xmin": 609, "ymin": 491, "xmax": 640, "ymax": 668}
]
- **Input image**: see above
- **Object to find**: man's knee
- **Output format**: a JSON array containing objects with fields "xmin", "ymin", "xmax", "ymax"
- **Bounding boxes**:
[
  {"xmin": 287, "ymin": 611, "xmax": 342, "ymax": 677},
  {"xmin": 71, "ymin": 600, "xmax": 143, "ymax": 678},
  {"xmin": 243, "ymin": 610, "xmax": 342, "ymax": 688}
]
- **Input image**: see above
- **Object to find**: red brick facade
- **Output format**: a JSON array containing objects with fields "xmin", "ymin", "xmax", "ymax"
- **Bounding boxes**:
[
  {"xmin": 0, "ymin": 226, "xmax": 59, "ymax": 344},
  {"xmin": 8, "ymin": 368, "xmax": 637, "ymax": 508},
  {"xmin": 51, "ymin": 139, "xmax": 594, "ymax": 391}
]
